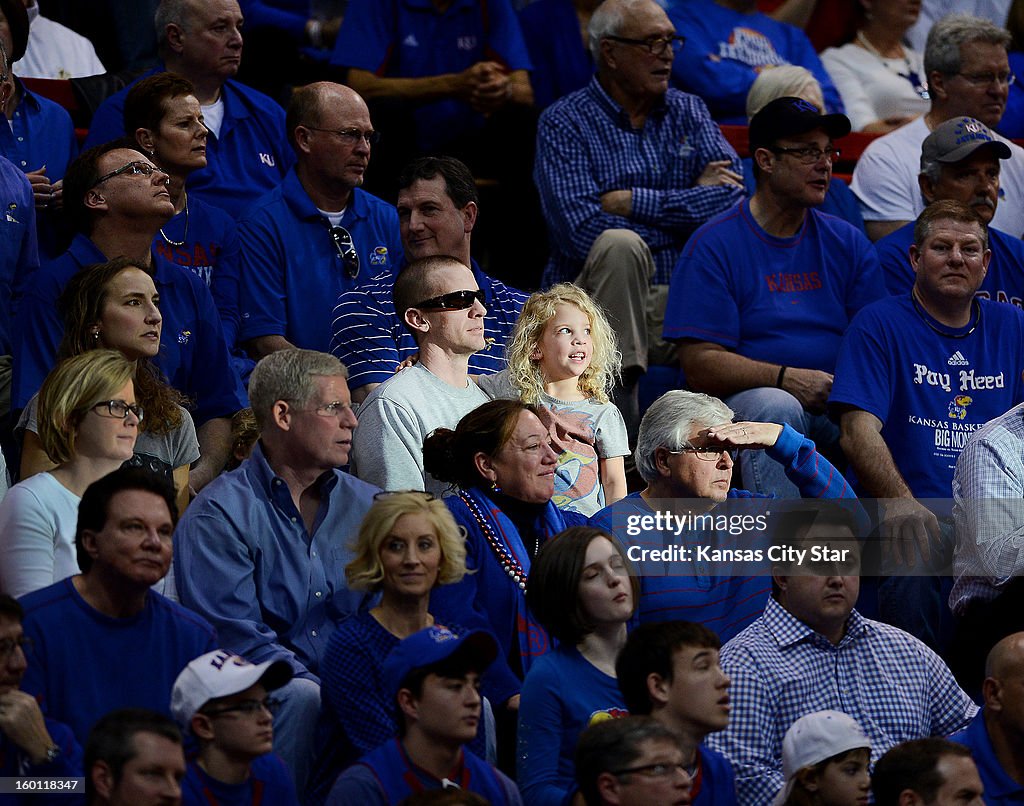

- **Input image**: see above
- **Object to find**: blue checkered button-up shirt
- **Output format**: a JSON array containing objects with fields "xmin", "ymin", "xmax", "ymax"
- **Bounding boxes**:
[
  {"xmin": 535, "ymin": 77, "xmax": 744, "ymax": 286},
  {"xmin": 707, "ymin": 596, "xmax": 977, "ymax": 806}
]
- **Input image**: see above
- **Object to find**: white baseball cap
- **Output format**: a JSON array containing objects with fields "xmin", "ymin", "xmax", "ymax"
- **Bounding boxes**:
[
  {"xmin": 171, "ymin": 649, "xmax": 293, "ymax": 729},
  {"xmin": 772, "ymin": 710, "xmax": 871, "ymax": 806}
]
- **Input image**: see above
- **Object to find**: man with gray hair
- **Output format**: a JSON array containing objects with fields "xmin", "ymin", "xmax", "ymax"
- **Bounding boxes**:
[
  {"xmin": 592, "ymin": 389, "xmax": 853, "ymax": 640},
  {"xmin": 81, "ymin": 0, "xmax": 292, "ymax": 218},
  {"xmin": 876, "ymin": 115, "xmax": 1024, "ymax": 303},
  {"xmin": 852, "ymin": 14, "xmax": 1024, "ymax": 241},
  {"xmin": 174, "ymin": 348, "xmax": 378, "ymax": 793},
  {"xmin": 534, "ymin": 0, "xmax": 744, "ymax": 439}
]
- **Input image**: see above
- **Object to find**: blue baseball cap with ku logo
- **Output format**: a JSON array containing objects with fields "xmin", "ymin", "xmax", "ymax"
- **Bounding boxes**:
[
  {"xmin": 749, "ymin": 96, "xmax": 851, "ymax": 150},
  {"xmin": 383, "ymin": 625, "xmax": 499, "ymax": 699}
]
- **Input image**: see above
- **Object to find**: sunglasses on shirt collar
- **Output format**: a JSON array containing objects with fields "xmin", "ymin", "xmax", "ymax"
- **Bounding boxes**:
[{"xmin": 413, "ymin": 289, "xmax": 487, "ymax": 311}]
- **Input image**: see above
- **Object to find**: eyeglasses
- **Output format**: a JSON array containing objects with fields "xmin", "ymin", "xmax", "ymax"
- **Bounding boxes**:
[
  {"xmin": 201, "ymin": 697, "xmax": 282, "ymax": 718},
  {"xmin": 611, "ymin": 762, "xmax": 690, "ymax": 779},
  {"xmin": 0, "ymin": 635, "xmax": 31, "ymax": 661},
  {"xmin": 413, "ymin": 289, "xmax": 487, "ymax": 311},
  {"xmin": 769, "ymin": 146, "xmax": 841, "ymax": 164},
  {"xmin": 328, "ymin": 225, "xmax": 360, "ymax": 279},
  {"xmin": 92, "ymin": 399, "xmax": 144, "ymax": 422},
  {"xmin": 956, "ymin": 70, "xmax": 1016, "ymax": 87},
  {"xmin": 373, "ymin": 490, "xmax": 437, "ymax": 501},
  {"xmin": 304, "ymin": 126, "xmax": 381, "ymax": 146},
  {"xmin": 606, "ymin": 34, "xmax": 685, "ymax": 57},
  {"xmin": 665, "ymin": 445, "xmax": 737, "ymax": 462},
  {"xmin": 91, "ymin": 160, "xmax": 166, "ymax": 188},
  {"xmin": 289, "ymin": 400, "xmax": 353, "ymax": 418}
]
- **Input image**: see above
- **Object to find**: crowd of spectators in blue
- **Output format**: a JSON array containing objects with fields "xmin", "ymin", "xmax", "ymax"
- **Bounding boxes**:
[{"xmin": 5, "ymin": 0, "xmax": 1024, "ymax": 803}]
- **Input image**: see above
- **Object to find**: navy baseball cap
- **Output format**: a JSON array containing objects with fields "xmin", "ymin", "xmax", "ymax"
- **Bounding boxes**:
[
  {"xmin": 749, "ymin": 96, "xmax": 851, "ymax": 150},
  {"xmin": 383, "ymin": 626, "xmax": 499, "ymax": 698}
]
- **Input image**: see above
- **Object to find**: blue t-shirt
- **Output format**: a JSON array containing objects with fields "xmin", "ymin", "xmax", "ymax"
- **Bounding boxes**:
[
  {"xmin": 517, "ymin": 644, "xmax": 628, "ymax": 804},
  {"xmin": 11, "ymin": 233, "xmax": 248, "ymax": 424},
  {"xmin": 664, "ymin": 201, "xmax": 884, "ymax": 372},
  {"xmin": 238, "ymin": 170, "xmax": 402, "ymax": 352},
  {"xmin": 0, "ymin": 156, "xmax": 38, "ymax": 357},
  {"xmin": 877, "ymin": 221, "xmax": 1024, "ymax": 309},
  {"xmin": 665, "ymin": 0, "xmax": 843, "ymax": 124},
  {"xmin": 19, "ymin": 577, "xmax": 217, "ymax": 745},
  {"xmin": 518, "ymin": 0, "xmax": 593, "ymax": 110},
  {"xmin": 180, "ymin": 754, "xmax": 298, "ymax": 806},
  {"xmin": 155, "ymin": 194, "xmax": 243, "ymax": 352},
  {"xmin": 0, "ymin": 716, "xmax": 83, "ymax": 806},
  {"xmin": 330, "ymin": 0, "xmax": 532, "ymax": 152},
  {"xmin": 830, "ymin": 294, "xmax": 1024, "ymax": 499},
  {"xmin": 0, "ymin": 83, "xmax": 77, "ymax": 261},
  {"xmin": 85, "ymin": 69, "xmax": 293, "ymax": 219},
  {"xmin": 693, "ymin": 745, "xmax": 738, "ymax": 806},
  {"xmin": 950, "ymin": 709, "xmax": 1024, "ymax": 806}
]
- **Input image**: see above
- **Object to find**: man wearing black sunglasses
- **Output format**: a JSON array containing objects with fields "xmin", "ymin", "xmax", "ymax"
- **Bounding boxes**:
[
  {"xmin": 351, "ymin": 255, "xmax": 490, "ymax": 495},
  {"xmin": 239, "ymin": 82, "xmax": 401, "ymax": 359}
]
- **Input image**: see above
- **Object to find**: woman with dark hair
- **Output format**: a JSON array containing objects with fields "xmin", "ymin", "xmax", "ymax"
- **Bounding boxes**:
[
  {"xmin": 422, "ymin": 400, "xmax": 588, "ymax": 714},
  {"xmin": 517, "ymin": 526, "xmax": 635, "ymax": 804},
  {"xmin": 123, "ymin": 72, "xmax": 246, "ymax": 376},
  {"xmin": 0, "ymin": 0, "xmax": 76, "ymax": 258},
  {"xmin": 18, "ymin": 258, "xmax": 199, "ymax": 514}
]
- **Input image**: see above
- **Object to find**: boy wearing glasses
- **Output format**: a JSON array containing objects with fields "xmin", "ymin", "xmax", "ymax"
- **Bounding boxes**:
[{"xmin": 171, "ymin": 649, "xmax": 298, "ymax": 806}]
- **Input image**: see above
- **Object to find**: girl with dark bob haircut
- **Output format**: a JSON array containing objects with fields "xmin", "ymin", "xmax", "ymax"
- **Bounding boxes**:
[{"xmin": 518, "ymin": 526, "xmax": 638, "ymax": 803}]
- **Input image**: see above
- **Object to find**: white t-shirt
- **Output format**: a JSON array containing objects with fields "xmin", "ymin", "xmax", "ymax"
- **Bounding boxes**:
[
  {"xmin": 850, "ymin": 114, "xmax": 1024, "ymax": 238},
  {"xmin": 14, "ymin": 5, "xmax": 105, "ymax": 80}
]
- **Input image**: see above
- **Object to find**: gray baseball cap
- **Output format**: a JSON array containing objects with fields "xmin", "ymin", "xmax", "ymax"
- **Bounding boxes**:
[{"xmin": 920, "ymin": 116, "xmax": 1011, "ymax": 171}]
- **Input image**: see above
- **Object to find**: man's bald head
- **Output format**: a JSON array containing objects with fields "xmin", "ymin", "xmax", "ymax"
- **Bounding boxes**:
[
  {"xmin": 287, "ymin": 82, "xmax": 369, "ymax": 152},
  {"xmin": 985, "ymin": 632, "xmax": 1024, "ymax": 679}
]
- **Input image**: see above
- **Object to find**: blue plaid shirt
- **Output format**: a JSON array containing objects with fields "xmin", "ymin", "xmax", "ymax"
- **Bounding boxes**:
[
  {"xmin": 535, "ymin": 77, "xmax": 743, "ymax": 286},
  {"xmin": 707, "ymin": 597, "xmax": 977, "ymax": 806}
]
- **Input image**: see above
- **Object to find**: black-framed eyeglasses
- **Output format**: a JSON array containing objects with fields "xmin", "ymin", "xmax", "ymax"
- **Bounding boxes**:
[
  {"xmin": 0, "ymin": 635, "xmax": 31, "ymax": 661},
  {"xmin": 955, "ymin": 70, "xmax": 1016, "ymax": 87},
  {"xmin": 611, "ymin": 762, "xmax": 690, "ymax": 779},
  {"xmin": 769, "ymin": 146, "xmax": 841, "ymax": 165},
  {"xmin": 304, "ymin": 126, "xmax": 381, "ymax": 146},
  {"xmin": 91, "ymin": 160, "xmax": 165, "ymax": 188},
  {"xmin": 328, "ymin": 225, "xmax": 360, "ymax": 279},
  {"xmin": 91, "ymin": 399, "xmax": 144, "ymax": 422},
  {"xmin": 373, "ymin": 490, "xmax": 437, "ymax": 501},
  {"xmin": 201, "ymin": 697, "xmax": 282, "ymax": 718},
  {"xmin": 413, "ymin": 289, "xmax": 487, "ymax": 311},
  {"xmin": 665, "ymin": 444, "xmax": 737, "ymax": 462},
  {"xmin": 605, "ymin": 34, "xmax": 685, "ymax": 57}
]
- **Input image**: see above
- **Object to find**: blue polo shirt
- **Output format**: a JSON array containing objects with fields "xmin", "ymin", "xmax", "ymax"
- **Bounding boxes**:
[
  {"xmin": 238, "ymin": 169, "xmax": 402, "ymax": 353},
  {"xmin": 330, "ymin": 0, "xmax": 532, "ymax": 152},
  {"xmin": 12, "ymin": 234, "xmax": 247, "ymax": 424},
  {"xmin": 0, "ymin": 156, "xmax": 38, "ymax": 356},
  {"xmin": 950, "ymin": 709, "xmax": 1024, "ymax": 805},
  {"xmin": 878, "ymin": 221, "xmax": 1024, "ymax": 308},
  {"xmin": 0, "ymin": 82, "xmax": 77, "ymax": 261},
  {"xmin": 84, "ymin": 68, "xmax": 294, "ymax": 219}
]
